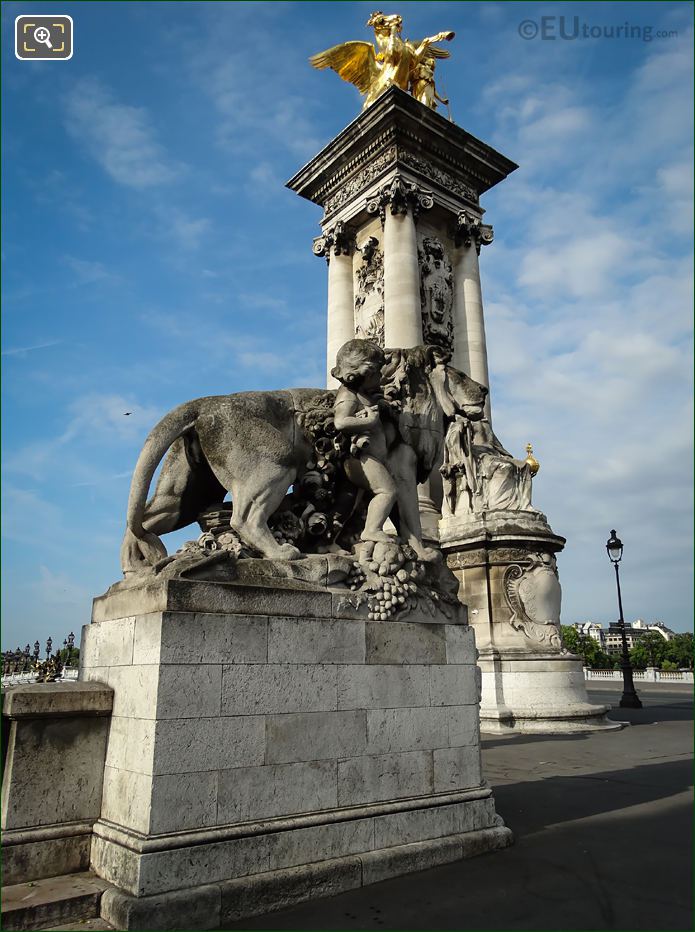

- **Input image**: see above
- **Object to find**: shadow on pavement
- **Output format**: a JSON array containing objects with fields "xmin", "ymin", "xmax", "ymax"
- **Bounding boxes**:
[
  {"xmin": 492, "ymin": 757, "xmax": 693, "ymax": 835},
  {"xmin": 223, "ymin": 693, "xmax": 693, "ymax": 932},
  {"xmin": 224, "ymin": 794, "xmax": 692, "ymax": 931}
]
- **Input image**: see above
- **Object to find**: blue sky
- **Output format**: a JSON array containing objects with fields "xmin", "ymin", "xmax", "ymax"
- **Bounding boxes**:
[{"xmin": 2, "ymin": 1, "xmax": 693, "ymax": 650}]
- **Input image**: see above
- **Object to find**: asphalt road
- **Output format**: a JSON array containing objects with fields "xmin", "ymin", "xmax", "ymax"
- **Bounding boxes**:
[{"xmin": 226, "ymin": 682, "xmax": 693, "ymax": 931}]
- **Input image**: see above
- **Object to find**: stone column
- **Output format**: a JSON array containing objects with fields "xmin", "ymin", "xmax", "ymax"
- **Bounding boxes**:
[
  {"xmin": 367, "ymin": 176, "xmax": 433, "ymax": 350},
  {"xmin": 382, "ymin": 210, "xmax": 422, "ymax": 347},
  {"xmin": 364, "ymin": 177, "xmax": 437, "ymax": 538},
  {"xmin": 453, "ymin": 211, "xmax": 494, "ymax": 420},
  {"xmin": 314, "ymin": 223, "xmax": 355, "ymax": 388}
]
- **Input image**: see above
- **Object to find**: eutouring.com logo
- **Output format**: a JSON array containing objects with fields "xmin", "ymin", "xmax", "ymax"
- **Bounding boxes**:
[{"xmin": 518, "ymin": 17, "xmax": 678, "ymax": 42}]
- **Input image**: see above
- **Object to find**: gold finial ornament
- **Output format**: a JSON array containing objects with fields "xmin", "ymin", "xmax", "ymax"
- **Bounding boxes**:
[
  {"xmin": 525, "ymin": 443, "xmax": 540, "ymax": 476},
  {"xmin": 310, "ymin": 11, "xmax": 455, "ymax": 111}
]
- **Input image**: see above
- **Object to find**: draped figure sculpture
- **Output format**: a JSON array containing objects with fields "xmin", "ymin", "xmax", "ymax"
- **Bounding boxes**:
[{"xmin": 441, "ymin": 417, "xmax": 540, "ymax": 518}]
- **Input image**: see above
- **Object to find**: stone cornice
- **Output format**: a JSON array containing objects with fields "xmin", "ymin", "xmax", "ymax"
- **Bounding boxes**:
[{"xmin": 287, "ymin": 87, "xmax": 518, "ymax": 219}]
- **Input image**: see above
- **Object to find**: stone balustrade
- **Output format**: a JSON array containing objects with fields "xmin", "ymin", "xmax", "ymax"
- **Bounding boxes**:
[{"xmin": 583, "ymin": 667, "xmax": 694, "ymax": 684}]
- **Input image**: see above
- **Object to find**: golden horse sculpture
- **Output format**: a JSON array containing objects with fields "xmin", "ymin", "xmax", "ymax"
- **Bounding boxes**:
[{"xmin": 310, "ymin": 10, "xmax": 454, "ymax": 111}]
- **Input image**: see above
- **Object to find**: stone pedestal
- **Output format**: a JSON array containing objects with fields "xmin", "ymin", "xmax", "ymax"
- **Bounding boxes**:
[
  {"xmin": 1, "ymin": 682, "xmax": 113, "ymax": 884},
  {"xmin": 80, "ymin": 576, "xmax": 511, "ymax": 930},
  {"xmin": 441, "ymin": 513, "xmax": 620, "ymax": 733}
]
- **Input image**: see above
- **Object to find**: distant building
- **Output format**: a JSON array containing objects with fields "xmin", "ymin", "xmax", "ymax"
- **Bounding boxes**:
[
  {"xmin": 571, "ymin": 620, "xmax": 676, "ymax": 655},
  {"xmin": 631, "ymin": 620, "xmax": 675, "ymax": 641},
  {"xmin": 574, "ymin": 622, "xmax": 606, "ymax": 648}
]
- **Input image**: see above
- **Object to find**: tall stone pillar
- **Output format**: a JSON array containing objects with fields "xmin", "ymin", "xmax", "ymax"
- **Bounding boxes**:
[
  {"xmin": 453, "ymin": 212, "xmax": 494, "ymax": 420},
  {"xmin": 314, "ymin": 223, "xmax": 355, "ymax": 388},
  {"xmin": 368, "ymin": 178, "xmax": 432, "ymax": 348},
  {"xmin": 288, "ymin": 88, "xmax": 516, "ymax": 542}
]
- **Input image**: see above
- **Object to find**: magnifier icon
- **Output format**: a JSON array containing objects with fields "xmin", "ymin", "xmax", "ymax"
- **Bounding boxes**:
[{"xmin": 34, "ymin": 26, "xmax": 53, "ymax": 49}]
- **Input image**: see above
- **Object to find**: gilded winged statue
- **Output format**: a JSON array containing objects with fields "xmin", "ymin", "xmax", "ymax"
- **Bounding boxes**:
[{"xmin": 310, "ymin": 11, "xmax": 454, "ymax": 111}]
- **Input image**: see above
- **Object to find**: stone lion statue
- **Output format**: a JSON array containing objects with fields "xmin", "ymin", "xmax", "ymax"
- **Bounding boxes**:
[{"xmin": 120, "ymin": 342, "xmax": 487, "ymax": 576}]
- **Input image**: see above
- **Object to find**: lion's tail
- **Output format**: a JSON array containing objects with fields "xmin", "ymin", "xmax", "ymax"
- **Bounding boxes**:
[{"xmin": 120, "ymin": 401, "xmax": 199, "ymax": 575}]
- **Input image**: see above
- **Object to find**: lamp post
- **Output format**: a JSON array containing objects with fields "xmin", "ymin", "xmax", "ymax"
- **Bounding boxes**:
[{"xmin": 606, "ymin": 530, "xmax": 642, "ymax": 709}]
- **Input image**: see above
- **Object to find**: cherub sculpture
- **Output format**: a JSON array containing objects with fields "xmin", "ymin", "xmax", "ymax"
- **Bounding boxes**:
[
  {"xmin": 331, "ymin": 340, "xmax": 399, "ymax": 546},
  {"xmin": 310, "ymin": 11, "xmax": 454, "ymax": 111}
]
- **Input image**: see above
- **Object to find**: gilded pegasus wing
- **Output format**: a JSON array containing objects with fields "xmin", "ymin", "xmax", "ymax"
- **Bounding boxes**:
[{"xmin": 310, "ymin": 41, "xmax": 379, "ymax": 94}]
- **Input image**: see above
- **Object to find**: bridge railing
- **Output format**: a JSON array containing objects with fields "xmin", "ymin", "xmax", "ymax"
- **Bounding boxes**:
[{"xmin": 583, "ymin": 667, "xmax": 693, "ymax": 683}]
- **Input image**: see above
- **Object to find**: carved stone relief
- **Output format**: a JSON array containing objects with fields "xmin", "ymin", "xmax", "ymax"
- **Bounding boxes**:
[
  {"xmin": 354, "ymin": 237, "xmax": 385, "ymax": 346},
  {"xmin": 504, "ymin": 553, "xmax": 563, "ymax": 648},
  {"xmin": 418, "ymin": 236, "xmax": 453, "ymax": 351}
]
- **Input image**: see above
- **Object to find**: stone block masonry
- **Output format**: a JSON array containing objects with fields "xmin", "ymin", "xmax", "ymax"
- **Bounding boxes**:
[
  {"xmin": 79, "ymin": 578, "xmax": 511, "ymax": 929},
  {"xmin": 1, "ymin": 681, "xmax": 113, "ymax": 884}
]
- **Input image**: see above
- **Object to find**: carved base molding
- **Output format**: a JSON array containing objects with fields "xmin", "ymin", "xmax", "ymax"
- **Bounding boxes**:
[
  {"xmin": 475, "ymin": 649, "xmax": 622, "ymax": 735},
  {"xmin": 97, "ymin": 823, "xmax": 513, "ymax": 930}
]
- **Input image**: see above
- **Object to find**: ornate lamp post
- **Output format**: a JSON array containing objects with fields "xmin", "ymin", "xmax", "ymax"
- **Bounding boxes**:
[{"xmin": 606, "ymin": 530, "xmax": 642, "ymax": 709}]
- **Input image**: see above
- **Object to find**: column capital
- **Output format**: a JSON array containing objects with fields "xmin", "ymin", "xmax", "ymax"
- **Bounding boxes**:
[
  {"xmin": 454, "ymin": 210, "xmax": 494, "ymax": 254},
  {"xmin": 366, "ymin": 174, "xmax": 434, "ymax": 225},
  {"xmin": 312, "ymin": 221, "xmax": 354, "ymax": 261}
]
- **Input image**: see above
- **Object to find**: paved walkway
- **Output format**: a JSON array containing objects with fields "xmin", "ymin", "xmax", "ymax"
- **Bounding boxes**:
[{"xmin": 227, "ymin": 682, "xmax": 693, "ymax": 931}]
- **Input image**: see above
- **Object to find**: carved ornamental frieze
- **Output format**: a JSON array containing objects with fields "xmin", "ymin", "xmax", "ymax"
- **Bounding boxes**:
[
  {"xmin": 401, "ymin": 151, "xmax": 478, "ymax": 204},
  {"xmin": 366, "ymin": 175, "xmax": 434, "ymax": 224},
  {"xmin": 321, "ymin": 148, "xmax": 479, "ymax": 220},
  {"xmin": 418, "ymin": 236, "xmax": 453, "ymax": 351},
  {"xmin": 323, "ymin": 146, "xmax": 398, "ymax": 216},
  {"xmin": 454, "ymin": 209, "xmax": 494, "ymax": 254}
]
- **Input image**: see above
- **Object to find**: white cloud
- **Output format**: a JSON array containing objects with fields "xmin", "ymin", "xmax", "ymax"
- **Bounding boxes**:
[
  {"xmin": 64, "ymin": 256, "xmax": 117, "ymax": 284},
  {"xmin": 4, "ymin": 394, "xmax": 163, "ymax": 484},
  {"xmin": 478, "ymin": 23, "xmax": 693, "ymax": 627},
  {"xmin": 517, "ymin": 229, "xmax": 635, "ymax": 299},
  {"xmin": 2, "ymin": 340, "xmax": 61, "ymax": 357},
  {"xmin": 64, "ymin": 78, "xmax": 183, "ymax": 188},
  {"xmin": 155, "ymin": 207, "xmax": 211, "ymax": 251}
]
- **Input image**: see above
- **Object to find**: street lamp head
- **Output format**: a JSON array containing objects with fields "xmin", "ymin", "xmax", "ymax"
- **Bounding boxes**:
[{"xmin": 606, "ymin": 529, "xmax": 623, "ymax": 564}]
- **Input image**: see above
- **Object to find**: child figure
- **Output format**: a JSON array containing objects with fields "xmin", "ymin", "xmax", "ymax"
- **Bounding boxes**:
[
  {"xmin": 410, "ymin": 53, "xmax": 450, "ymax": 111},
  {"xmin": 331, "ymin": 340, "xmax": 398, "ymax": 544}
]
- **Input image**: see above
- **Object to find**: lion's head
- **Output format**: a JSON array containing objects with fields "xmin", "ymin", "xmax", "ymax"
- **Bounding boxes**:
[
  {"xmin": 382, "ymin": 345, "xmax": 488, "ymax": 481},
  {"xmin": 427, "ymin": 352, "xmax": 487, "ymax": 422}
]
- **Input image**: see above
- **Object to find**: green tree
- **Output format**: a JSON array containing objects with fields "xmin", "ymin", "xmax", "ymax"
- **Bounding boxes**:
[
  {"xmin": 664, "ymin": 632, "xmax": 693, "ymax": 669},
  {"xmin": 560, "ymin": 626, "xmax": 581, "ymax": 654},
  {"xmin": 560, "ymin": 626, "xmax": 613, "ymax": 668},
  {"xmin": 54, "ymin": 646, "xmax": 80, "ymax": 666},
  {"xmin": 629, "ymin": 631, "xmax": 667, "ymax": 669}
]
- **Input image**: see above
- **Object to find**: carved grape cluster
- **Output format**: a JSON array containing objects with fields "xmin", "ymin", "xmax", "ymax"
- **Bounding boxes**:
[
  {"xmin": 365, "ymin": 568, "xmax": 420, "ymax": 620},
  {"xmin": 344, "ymin": 539, "xmax": 429, "ymax": 621}
]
